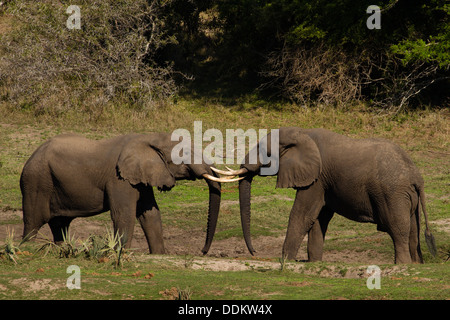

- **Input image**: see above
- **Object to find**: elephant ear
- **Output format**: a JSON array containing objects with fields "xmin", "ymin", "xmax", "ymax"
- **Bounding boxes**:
[
  {"xmin": 276, "ymin": 132, "xmax": 322, "ymax": 188},
  {"xmin": 117, "ymin": 138, "xmax": 176, "ymax": 190}
]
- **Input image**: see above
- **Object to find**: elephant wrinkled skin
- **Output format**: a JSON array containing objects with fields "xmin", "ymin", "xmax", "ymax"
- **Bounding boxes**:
[
  {"xmin": 20, "ymin": 133, "xmax": 222, "ymax": 255},
  {"xmin": 232, "ymin": 127, "xmax": 436, "ymax": 264}
]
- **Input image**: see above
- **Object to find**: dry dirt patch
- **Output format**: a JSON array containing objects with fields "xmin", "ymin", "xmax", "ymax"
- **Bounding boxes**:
[
  {"xmin": 0, "ymin": 209, "xmax": 391, "ymax": 264},
  {"xmin": 9, "ymin": 278, "xmax": 65, "ymax": 293},
  {"xmin": 432, "ymin": 218, "xmax": 450, "ymax": 233},
  {"xmin": 136, "ymin": 254, "xmax": 409, "ymax": 279}
]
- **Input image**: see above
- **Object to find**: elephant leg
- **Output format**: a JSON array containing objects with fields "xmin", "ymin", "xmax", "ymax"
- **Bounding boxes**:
[
  {"xmin": 48, "ymin": 216, "xmax": 74, "ymax": 244},
  {"xmin": 107, "ymin": 181, "xmax": 139, "ymax": 249},
  {"xmin": 282, "ymin": 182, "xmax": 325, "ymax": 260},
  {"xmin": 110, "ymin": 204, "xmax": 137, "ymax": 250},
  {"xmin": 392, "ymin": 235, "xmax": 412, "ymax": 264},
  {"xmin": 307, "ymin": 207, "xmax": 333, "ymax": 262},
  {"xmin": 137, "ymin": 208, "xmax": 165, "ymax": 254},
  {"xmin": 382, "ymin": 200, "xmax": 412, "ymax": 264},
  {"xmin": 137, "ymin": 188, "xmax": 165, "ymax": 254},
  {"xmin": 110, "ymin": 208, "xmax": 136, "ymax": 249},
  {"xmin": 22, "ymin": 191, "xmax": 51, "ymax": 241}
]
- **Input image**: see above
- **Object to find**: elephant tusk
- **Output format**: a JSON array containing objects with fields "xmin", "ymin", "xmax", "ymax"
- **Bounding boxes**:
[
  {"xmin": 210, "ymin": 167, "xmax": 235, "ymax": 175},
  {"xmin": 210, "ymin": 166, "xmax": 248, "ymax": 176},
  {"xmin": 222, "ymin": 175, "xmax": 243, "ymax": 180},
  {"xmin": 202, "ymin": 173, "xmax": 245, "ymax": 183},
  {"xmin": 226, "ymin": 166, "xmax": 248, "ymax": 175}
]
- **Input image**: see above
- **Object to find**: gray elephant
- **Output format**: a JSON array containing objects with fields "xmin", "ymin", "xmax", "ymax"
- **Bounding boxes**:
[
  {"xmin": 20, "ymin": 133, "xmax": 231, "ymax": 254},
  {"xmin": 214, "ymin": 127, "xmax": 436, "ymax": 264}
]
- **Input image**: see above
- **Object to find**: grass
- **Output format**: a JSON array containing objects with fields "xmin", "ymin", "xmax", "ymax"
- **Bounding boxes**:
[
  {"xmin": 0, "ymin": 99, "xmax": 448, "ymax": 300},
  {"xmin": 0, "ymin": 243, "xmax": 448, "ymax": 300}
]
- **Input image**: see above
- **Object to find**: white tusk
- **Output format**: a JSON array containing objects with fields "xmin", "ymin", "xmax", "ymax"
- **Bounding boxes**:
[
  {"xmin": 222, "ymin": 175, "xmax": 243, "ymax": 180},
  {"xmin": 225, "ymin": 166, "xmax": 248, "ymax": 175},
  {"xmin": 202, "ymin": 173, "xmax": 245, "ymax": 183},
  {"xmin": 210, "ymin": 167, "xmax": 235, "ymax": 176},
  {"xmin": 210, "ymin": 166, "xmax": 248, "ymax": 176}
]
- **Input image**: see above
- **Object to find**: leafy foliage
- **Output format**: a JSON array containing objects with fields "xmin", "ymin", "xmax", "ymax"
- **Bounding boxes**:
[
  {"xmin": 0, "ymin": 0, "xmax": 448, "ymax": 110},
  {"xmin": 212, "ymin": 0, "xmax": 449, "ymax": 108}
]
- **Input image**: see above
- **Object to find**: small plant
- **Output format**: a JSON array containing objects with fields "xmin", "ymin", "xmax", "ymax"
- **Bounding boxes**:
[
  {"xmin": 339, "ymin": 267, "xmax": 348, "ymax": 277},
  {"xmin": 59, "ymin": 229, "xmax": 81, "ymax": 258},
  {"xmin": 176, "ymin": 287, "xmax": 192, "ymax": 300},
  {"xmin": 36, "ymin": 229, "xmax": 82, "ymax": 258},
  {"xmin": 85, "ymin": 227, "xmax": 131, "ymax": 268},
  {"xmin": 82, "ymin": 234, "xmax": 105, "ymax": 260},
  {"xmin": 36, "ymin": 234, "xmax": 59, "ymax": 257},
  {"xmin": 279, "ymin": 253, "xmax": 288, "ymax": 272},
  {"xmin": 1, "ymin": 228, "xmax": 25, "ymax": 264},
  {"xmin": 183, "ymin": 254, "xmax": 195, "ymax": 268},
  {"xmin": 101, "ymin": 227, "xmax": 125, "ymax": 269}
]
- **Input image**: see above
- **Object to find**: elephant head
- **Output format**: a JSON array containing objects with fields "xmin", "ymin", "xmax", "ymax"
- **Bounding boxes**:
[
  {"xmin": 116, "ymin": 133, "xmax": 236, "ymax": 254},
  {"xmin": 210, "ymin": 127, "xmax": 322, "ymax": 255}
]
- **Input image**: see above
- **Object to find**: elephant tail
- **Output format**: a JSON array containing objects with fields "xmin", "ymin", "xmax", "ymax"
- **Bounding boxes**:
[{"xmin": 416, "ymin": 184, "xmax": 437, "ymax": 257}]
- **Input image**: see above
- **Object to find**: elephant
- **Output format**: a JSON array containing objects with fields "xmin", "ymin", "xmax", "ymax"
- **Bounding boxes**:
[
  {"xmin": 20, "ymin": 132, "xmax": 233, "ymax": 254},
  {"xmin": 213, "ymin": 127, "xmax": 436, "ymax": 264}
]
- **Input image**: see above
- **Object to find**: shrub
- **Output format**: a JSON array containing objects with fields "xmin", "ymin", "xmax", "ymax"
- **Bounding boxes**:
[
  {"xmin": 36, "ymin": 226, "xmax": 129, "ymax": 268},
  {"xmin": 262, "ymin": 44, "xmax": 364, "ymax": 107},
  {"xmin": 0, "ymin": 228, "xmax": 24, "ymax": 264},
  {"xmin": 0, "ymin": 0, "xmax": 178, "ymax": 114}
]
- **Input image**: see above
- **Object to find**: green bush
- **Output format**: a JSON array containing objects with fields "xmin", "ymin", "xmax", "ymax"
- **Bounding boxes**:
[{"xmin": 213, "ymin": 0, "xmax": 449, "ymax": 109}]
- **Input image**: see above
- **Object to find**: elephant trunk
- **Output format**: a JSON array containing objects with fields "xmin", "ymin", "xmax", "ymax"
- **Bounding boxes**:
[
  {"xmin": 201, "ymin": 171, "xmax": 221, "ymax": 255},
  {"xmin": 239, "ymin": 174, "xmax": 256, "ymax": 255}
]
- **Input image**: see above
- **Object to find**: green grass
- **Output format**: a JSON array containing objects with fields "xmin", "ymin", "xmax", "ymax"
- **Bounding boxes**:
[
  {"xmin": 0, "ymin": 100, "xmax": 448, "ymax": 300},
  {"xmin": 0, "ymin": 245, "xmax": 448, "ymax": 300}
]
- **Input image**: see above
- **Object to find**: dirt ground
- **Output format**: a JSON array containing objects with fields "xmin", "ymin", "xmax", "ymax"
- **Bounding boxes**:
[{"xmin": 0, "ymin": 209, "xmax": 393, "ymax": 265}]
